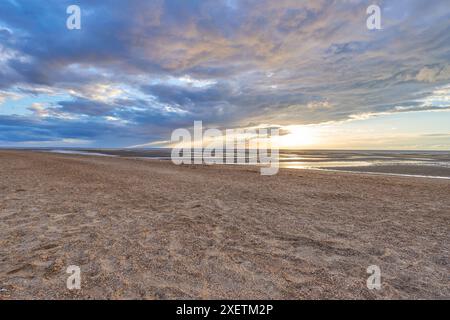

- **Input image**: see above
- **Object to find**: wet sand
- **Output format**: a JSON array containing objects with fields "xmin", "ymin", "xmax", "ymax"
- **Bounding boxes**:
[
  {"xmin": 0, "ymin": 151, "xmax": 449, "ymax": 299},
  {"xmin": 44, "ymin": 148, "xmax": 450, "ymax": 178},
  {"xmin": 323, "ymin": 164, "xmax": 450, "ymax": 178}
]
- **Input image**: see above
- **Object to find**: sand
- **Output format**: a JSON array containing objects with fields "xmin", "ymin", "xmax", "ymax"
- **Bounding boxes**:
[{"xmin": 0, "ymin": 151, "xmax": 448, "ymax": 299}]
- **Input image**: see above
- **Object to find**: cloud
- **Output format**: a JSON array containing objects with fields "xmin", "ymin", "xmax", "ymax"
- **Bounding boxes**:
[
  {"xmin": 0, "ymin": 0, "xmax": 449, "ymax": 146},
  {"xmin": 0, "ymin": 90, "xmax": 21, "ymax": 103},
  {"xmin": 416, "ymin": 65, "xmax": 450, "ymax": 82},
  {"xmin": 421, "ymin": 133, "xmax": 450, "ymax": 137},
  {"xmin": 56, "ymin": 98, "xmax": 118, "ymax": 116}
]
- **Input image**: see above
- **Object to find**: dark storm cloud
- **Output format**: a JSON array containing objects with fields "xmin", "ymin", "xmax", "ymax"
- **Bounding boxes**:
[{"xmin": 56, "ymin": 98, "xmax": 117, "ymax": 116}]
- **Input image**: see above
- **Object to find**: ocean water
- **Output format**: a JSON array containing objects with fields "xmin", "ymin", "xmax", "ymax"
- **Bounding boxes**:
[
  {"xmin": 42, "ymin": 148, "xmax": 450, "ymax": 179},
  {"xmin": 278, "ymin": 150, "xmax": 450, "ymax": 179}
]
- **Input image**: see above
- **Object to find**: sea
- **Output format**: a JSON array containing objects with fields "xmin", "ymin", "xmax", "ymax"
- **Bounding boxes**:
[{"xmin": 40, "ymin": 148, "xmax": 450, "ymax": 179}]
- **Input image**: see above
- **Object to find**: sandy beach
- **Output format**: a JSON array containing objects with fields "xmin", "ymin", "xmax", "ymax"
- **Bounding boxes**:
[{"xmin": 0, "ymin": 150, "xmax": 448, "ymax": 299}]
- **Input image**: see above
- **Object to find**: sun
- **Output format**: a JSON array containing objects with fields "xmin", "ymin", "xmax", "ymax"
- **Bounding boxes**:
[{"xmin": 274, "ymin": 125, "xmax": 319, "ymax": 149}]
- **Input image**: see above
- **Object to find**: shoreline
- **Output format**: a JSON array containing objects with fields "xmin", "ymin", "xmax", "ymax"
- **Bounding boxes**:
[{"xmin": 38, "ymin": 149, "xmax": 450, "ymax": 180}]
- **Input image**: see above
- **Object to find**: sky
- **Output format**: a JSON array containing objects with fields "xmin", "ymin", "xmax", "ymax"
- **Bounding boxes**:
[{"xmin": 0, "ymin": 0, "xmax": 449, "ymax": 149}]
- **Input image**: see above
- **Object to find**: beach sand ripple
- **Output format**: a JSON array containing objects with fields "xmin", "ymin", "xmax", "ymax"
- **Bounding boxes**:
[{"xmin": 0, "ymin": 151, "xmax": 448, "ymax": 299}]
